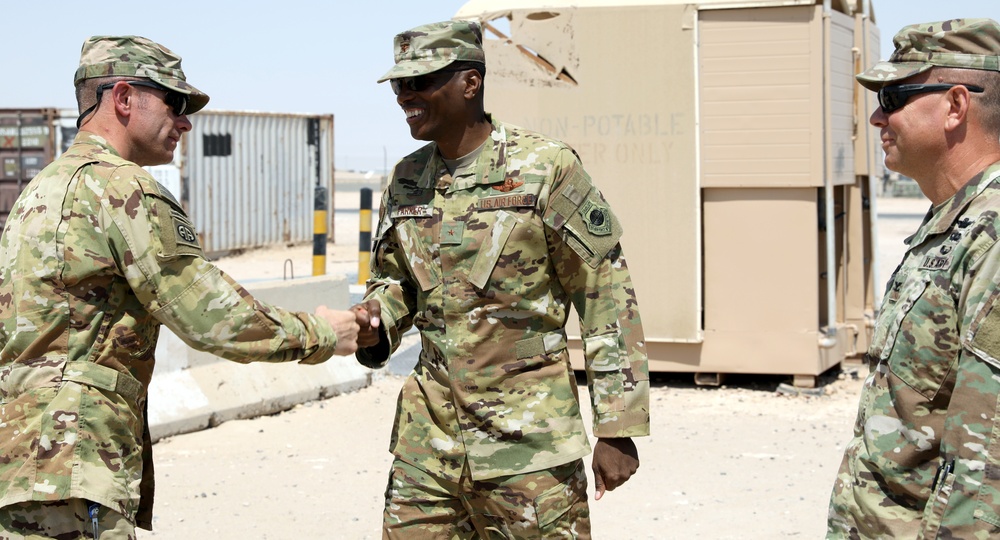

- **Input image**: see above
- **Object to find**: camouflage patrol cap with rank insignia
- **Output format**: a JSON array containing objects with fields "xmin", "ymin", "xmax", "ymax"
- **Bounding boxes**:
[
  {"xmin": 377, "ymin": 20, "xmax": 485, "ymax": 83},
  {"xmin": 75, "ymin": 35, "xmax": 210, "ymax": 113},
  {"xmin": 857, "ymin": 18, "xmax": 1000, "ymax": 90}
]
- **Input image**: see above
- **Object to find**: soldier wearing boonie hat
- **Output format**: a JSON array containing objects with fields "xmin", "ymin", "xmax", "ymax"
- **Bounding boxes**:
[
  {"xmin": 355, "ymin": 19, "xmax": 649, "ymax": 539},
  {"xmin": 0, "ymin": 35, "xmax": 360, "ymax": 538},
  {"xmin": 828, "ymin": 18, "xmax": 1000, "ymax": 539}
]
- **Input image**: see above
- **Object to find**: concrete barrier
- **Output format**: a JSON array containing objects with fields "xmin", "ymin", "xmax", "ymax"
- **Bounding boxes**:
[{"xmin": 147, "ymin": 274, "xmax": 372, "ymax": 441}]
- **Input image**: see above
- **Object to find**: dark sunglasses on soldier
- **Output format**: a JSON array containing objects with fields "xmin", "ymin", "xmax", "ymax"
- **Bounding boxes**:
[
  {"xmin": 877, "ymin": 83, "xmax": 984, "ymax": 114},
  {"xmin": 390, "ymin": 68, "xmax": 470, "ymax": 96},
  {"xmin": 92, "ymin": 80, "xmax": 189, "ymax": 117},
  {"xmin": 76, "ymin": 80, "xmax": 191, "ymax": 128},
  {"xmin": 115, "ymin": 80, "xmax": 190, "ymax": 116}
]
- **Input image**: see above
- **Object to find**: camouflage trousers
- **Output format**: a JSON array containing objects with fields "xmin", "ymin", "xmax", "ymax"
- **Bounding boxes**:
[
  {"xmin": 0, "ymin": 499, "xmax": 134, "ymax": 540},
  {"xmin": 383, "ymin": 457, "xmax": 590, "ymax": 539}
]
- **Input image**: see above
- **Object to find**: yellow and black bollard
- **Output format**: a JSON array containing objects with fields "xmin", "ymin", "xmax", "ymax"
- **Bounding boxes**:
[
  {"xmin": 358, "ymin": 188, "xmax": 373, "ymax": 284},
  {"xmin": 313, "ymin": 186, "xmax": 327, "ymax": 276}
]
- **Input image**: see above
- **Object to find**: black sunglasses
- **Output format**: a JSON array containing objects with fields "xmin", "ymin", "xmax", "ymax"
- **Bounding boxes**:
[
  {"xmin": 77, "ymin": 80, "xmax": 190, "ymax": 128},
  {"xmin": 877, "ymin": 83, "xmax": 984, "ymax": 113},
  {"xmin": 116, "ymin": 80, "xmax": 190, "ymax": 117},
  {"xmin": 390, "ymin": 68, "xmax": 470, "ymax": 96}
]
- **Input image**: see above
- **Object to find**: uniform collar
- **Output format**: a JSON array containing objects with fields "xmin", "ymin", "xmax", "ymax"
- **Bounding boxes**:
[
  {"xmin": 66, "ymin": 131, "xmax": 123, "ymax": 158},
  {"xmin": 417, "ymin": 114, "xmax": 508, "ymax": 193},
  {"xmin": 908, "ymin": 162, "xmax": 1000, "ymax": 246}
]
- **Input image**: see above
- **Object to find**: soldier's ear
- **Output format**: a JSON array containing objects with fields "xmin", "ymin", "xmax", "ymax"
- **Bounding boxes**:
[
  {"xmin": 463, "ymin": 71, "xmax": 483, "ymax": 100},
  {"xmin": 110, "ymin": 82, "xmax": 134, "ymax": 119}
]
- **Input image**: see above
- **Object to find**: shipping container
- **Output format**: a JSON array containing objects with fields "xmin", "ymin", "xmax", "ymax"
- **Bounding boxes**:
[
  {"xmin": 455, "ymin": 0, "xmax": 883, "ymax": 385},
  {"xmin": 0, "ymin": 109, "xmax": 77, "ymax": 229},
  {"xmin": 177, "ymin": 111, "xmax": 335, "ymax": 257},
  {"xmin": 0, "ymin": 109, "xmax": 335, "ymax": 258}
]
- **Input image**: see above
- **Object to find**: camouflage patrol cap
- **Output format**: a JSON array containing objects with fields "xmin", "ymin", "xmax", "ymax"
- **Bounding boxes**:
[
  {"xmin": 857, "ymin": 18, "xmax": 1000, "ymax": 90},
  {"xmin": 377, "ymin": 20, "xmax": 485, "ymax": 83},
  {"xmin": 75, "ymin": 35, "xmax": 209, "ymax": 114}
]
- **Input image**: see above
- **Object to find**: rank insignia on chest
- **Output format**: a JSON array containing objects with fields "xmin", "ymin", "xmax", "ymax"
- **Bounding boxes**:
[
  {"xmin": 477, "ymin": 193, "xmax": 536, "ymax": 210},
  {"xmin": 579, "ymin": 199, "xmax": 612, "ymax": 236}
]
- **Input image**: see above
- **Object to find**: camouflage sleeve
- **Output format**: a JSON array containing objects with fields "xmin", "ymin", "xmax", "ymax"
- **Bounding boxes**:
[
  {"xmin": 101, "ymin": 166, "xmax": 338, "ymax": 365},
  {"xmin": 944, "ymin": 235, "xmax": 1000, "ymax": 534},
  {"xmin": 542, "ymin": 149, "xmax": 650, "ymax": 438},
  {"xmin": 356, "ymin": 186, "xmax": 418, "ymax": 369}
]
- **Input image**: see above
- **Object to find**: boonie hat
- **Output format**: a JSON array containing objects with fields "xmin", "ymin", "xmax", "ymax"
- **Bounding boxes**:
[
  {"xmin": 857, "ymin": 18, "xmax": 1000, "ymax": 90},
  {"xmin": 75, "ymin": 35, "xmax": 210, "ymax": 113},
  {"xmin": 377, "ymin": 20, "xmax": 485, "ymax": 83}
]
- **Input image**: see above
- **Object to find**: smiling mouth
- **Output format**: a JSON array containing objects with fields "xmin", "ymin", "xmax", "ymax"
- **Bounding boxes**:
[{"xmin": 405, "ymin": 109, "xmax": 423, "ymax": 119}]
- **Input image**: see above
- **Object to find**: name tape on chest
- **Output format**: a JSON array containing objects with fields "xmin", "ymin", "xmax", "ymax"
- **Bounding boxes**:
[
  {"xmin": 391, "ymin": 205, "xmax": 433, "ymax": 219},
  {"xmin": 918, "ymin": 226, "xmax": 967, "ymax": 270}
]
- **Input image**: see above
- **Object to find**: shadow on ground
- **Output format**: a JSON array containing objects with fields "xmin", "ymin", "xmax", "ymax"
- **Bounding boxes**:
[{"xmin": 574, "ymin": 362, "xmax": 866, "ymax": 395}]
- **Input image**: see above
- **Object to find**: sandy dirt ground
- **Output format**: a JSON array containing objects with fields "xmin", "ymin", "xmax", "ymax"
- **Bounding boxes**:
[{"xmin": 137, "ymin": 193, "xmax": 930, "ymax": 539}]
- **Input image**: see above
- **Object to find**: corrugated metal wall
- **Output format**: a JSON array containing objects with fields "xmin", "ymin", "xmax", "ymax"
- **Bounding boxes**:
[{"xmin": 181, "ymin": 111, "xmax": 335, "ymax": 256}]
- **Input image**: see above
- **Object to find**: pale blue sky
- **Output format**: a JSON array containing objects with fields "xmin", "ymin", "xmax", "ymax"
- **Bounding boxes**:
[{"xmin": 3, "ymin": 1, "xmax": 996, "ymax": 173}]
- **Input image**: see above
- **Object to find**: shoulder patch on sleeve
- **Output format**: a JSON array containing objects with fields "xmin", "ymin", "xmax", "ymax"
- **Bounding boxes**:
[
  {"xmin": 131, "ymin": 172, "xmax": 203, "ymax": 259},
  {"xmin": 561, "ymin": 189, "xmax": 623, "ymax": 268},
  {"xmin": 968, "ymin": 289, "xmax": 1000, "ymax": 370},
  {"xmin": 152, "ymin": 198, "xmax": 203, "ymax": 260},
  {"xmin": 579, "ymin": 199, "xmax": 613, "ymax": 236},
  {"xmin": 543, "ymin": 171, "xmax": 593, "ymax": 231}
]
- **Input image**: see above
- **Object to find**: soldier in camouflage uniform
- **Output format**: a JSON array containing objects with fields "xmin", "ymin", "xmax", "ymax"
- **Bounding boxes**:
[
  {"xmin": 0, "ymin": 36, "xmax": 360, "ymax": 539},
  {"xmin": 352, "ymin": 21, "xmax": 650, "ymax": 538},
  {"xmin": 827, "ymin": 18, "xmax": 1000, "ymax": 539}
]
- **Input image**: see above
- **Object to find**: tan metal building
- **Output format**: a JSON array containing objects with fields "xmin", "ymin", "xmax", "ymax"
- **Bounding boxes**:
[{"xmin": 455, "ymin": 0, "xmax": 883, "ymax": 385}]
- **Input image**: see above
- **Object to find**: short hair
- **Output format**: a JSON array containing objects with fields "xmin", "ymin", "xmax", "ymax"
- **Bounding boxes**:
[
  {"xmin": 450, "ymin": 61, "xmax": 486, "ymax": 80},
  {"xmin": 450, "ymin": 61, "xmax": 486, "ymax": 104},
  {"xmin": 972, "ymin": 71, "xmax": 1000, "ymax": 135},
  {"xmin": 933, "ymin": 67, "xmax": 1000, "ymax": 135},
  {"xmin": 74, "ymin": 76, "xmax": 145, "ymax": 115}
]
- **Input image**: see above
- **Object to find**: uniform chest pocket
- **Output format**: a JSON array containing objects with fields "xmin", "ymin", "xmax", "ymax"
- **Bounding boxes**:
[
  {"xmin": 877, "ymin": 276, "xmax": 960, "ymax": 399},
  {"xmin": 468, "ymin": 210, "xmax": 518, "ymax": 290},
  {"xmin": 396, "ymin": 219, "xmax": 441, "ymax": 292}
]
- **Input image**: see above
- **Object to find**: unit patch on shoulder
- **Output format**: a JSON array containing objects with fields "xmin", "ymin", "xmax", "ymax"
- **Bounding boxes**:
[
  {"xmin": 177, "ymin": 221, "xmax": 197, "ymax": 245},
  {"xmin": 154, "ymin": 198, "xmax": 203, "ymax": 259},
  {"xmin": 170, "ymin": 209, "xmax": 201, "ymax": 249},
  {"xmin": 579, "ymin": 199, "xmax": 612, "ymax": 236}
]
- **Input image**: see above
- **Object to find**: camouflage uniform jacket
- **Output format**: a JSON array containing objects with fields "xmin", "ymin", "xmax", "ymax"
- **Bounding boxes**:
[
  {"xmin": 828, "ymin": 163, "xmax": 1000, "ymax": 538},
  {"xmin": 358, "ymin": 117, "xmax": 650, "ymax": 482},
  {"xmin": 0, "ymin": 132, "xmax": 339, "ymax": 529}
]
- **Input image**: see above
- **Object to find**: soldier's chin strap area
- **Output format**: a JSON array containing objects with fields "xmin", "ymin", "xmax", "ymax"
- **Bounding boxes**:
[
  {"xmin": 76, "ymin": 104, "xmax": 99, "ymax": 129},
  {"xmin": 76, "ymin": 84, "xmax": 114, "ymax": 129},
  {"xmin": 76, "ymin": 83, "xmax": 111, "ymax": 129}
]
